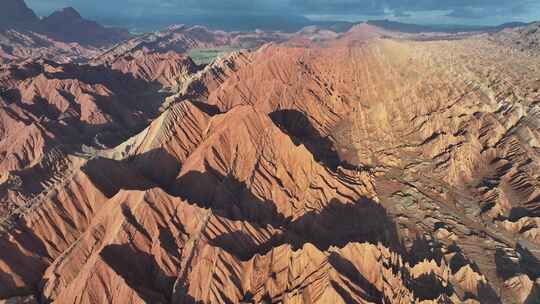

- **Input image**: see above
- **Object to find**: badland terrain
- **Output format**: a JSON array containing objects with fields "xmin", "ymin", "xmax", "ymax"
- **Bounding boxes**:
[{"xmin": 2, "ymin": 0, "xmax": 540, "ymax": 303}]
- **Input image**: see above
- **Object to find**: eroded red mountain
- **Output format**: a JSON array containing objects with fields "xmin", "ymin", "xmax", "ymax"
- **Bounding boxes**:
[
  {"xmin": 1, "ymin": 21, "xmax": 540, "ymax": 304},
  {"xmin": 0, "ymin": 52, "xmax": 197, "ymax": 218}
]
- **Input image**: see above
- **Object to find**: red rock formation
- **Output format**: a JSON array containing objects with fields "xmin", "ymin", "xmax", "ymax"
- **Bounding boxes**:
[
  {"xmin": 107, "ymin": 51, "xmax": 198, "ymax": 91},
  {"xmin": 2, "ymin": 21, "xmax": 540, "ymax": 304},
  {"xmin": 0, "ymin": 52, "xmax": 198, "ymax": 219}
]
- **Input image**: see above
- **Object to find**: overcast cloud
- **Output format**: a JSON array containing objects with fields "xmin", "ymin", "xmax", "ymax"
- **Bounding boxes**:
[{"xmin": 26, "ymin": 0, "xmax": 540, "ymax": 25}]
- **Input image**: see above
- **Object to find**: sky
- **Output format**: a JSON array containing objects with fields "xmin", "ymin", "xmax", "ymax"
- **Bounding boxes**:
[{"xmin": 26, "ymin": 0, "xmax": 540, "ymax": 27}]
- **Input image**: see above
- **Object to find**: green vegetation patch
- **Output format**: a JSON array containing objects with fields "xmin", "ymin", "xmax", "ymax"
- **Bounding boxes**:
[{"xmin": 187, "ymin": 47, "xmax": 239, "ymax": 65}]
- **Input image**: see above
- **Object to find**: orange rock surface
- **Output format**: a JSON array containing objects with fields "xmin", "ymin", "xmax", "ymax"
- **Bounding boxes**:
[{"xmin": 2, "ymin": 22, "xmax": 540, "ymax": 304}]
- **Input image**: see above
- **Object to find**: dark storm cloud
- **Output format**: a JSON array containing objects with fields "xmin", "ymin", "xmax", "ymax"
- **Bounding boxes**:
[
  {"xmin": 393, "ymin": 11, "xmax": 411, "ymax": 18},
  {"xmin": 289, "ymin": 0, "xmax": 534, "ymax": 16},
  {"xmin": 26, "ymin": 0, "xmax": 289, "ymax": 16},
  {"xmin": 26, "ymin": 0, "xmax": 540, "ymax": 22},
  {"xmin": 289, "ymin": 0, "xmax": 385, "ymax": 15},
  {"xmin": 444, "ymin": 3, "xmax": 530, "ymax": 19}
]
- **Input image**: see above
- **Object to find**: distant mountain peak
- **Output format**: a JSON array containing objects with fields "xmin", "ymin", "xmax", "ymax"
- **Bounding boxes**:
[
  {"xmin": 0, "ymin": 0, "xmax": 129, "ymax": 47},
  {"xmin": 38, "ymin": 3, "xmax": 130, "ymax": 46},
  {"xmin": 0, "ymin": 0, "xmax": 39, "ymax": 29},
  {"xmin": 51, "ymin": 7, "xmax": 83, "ymax": 20}
]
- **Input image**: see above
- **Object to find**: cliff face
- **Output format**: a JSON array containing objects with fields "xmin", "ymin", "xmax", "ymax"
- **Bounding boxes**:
[{"xmin": 2, "ymin": 23, "xmax": 540, "ymax": 304}]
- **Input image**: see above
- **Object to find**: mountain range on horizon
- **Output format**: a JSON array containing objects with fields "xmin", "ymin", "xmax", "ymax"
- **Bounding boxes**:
[
  {"xmin": 1, "ymin": 0, "xmax": 533, "ymax": 66},
  {"xmin": 1, "ymin": 0, "xmax": 129, "ymax": 47},
  {"xmin": 3, "ymin": 0, "xmax": 532, "ymax": 36}
]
